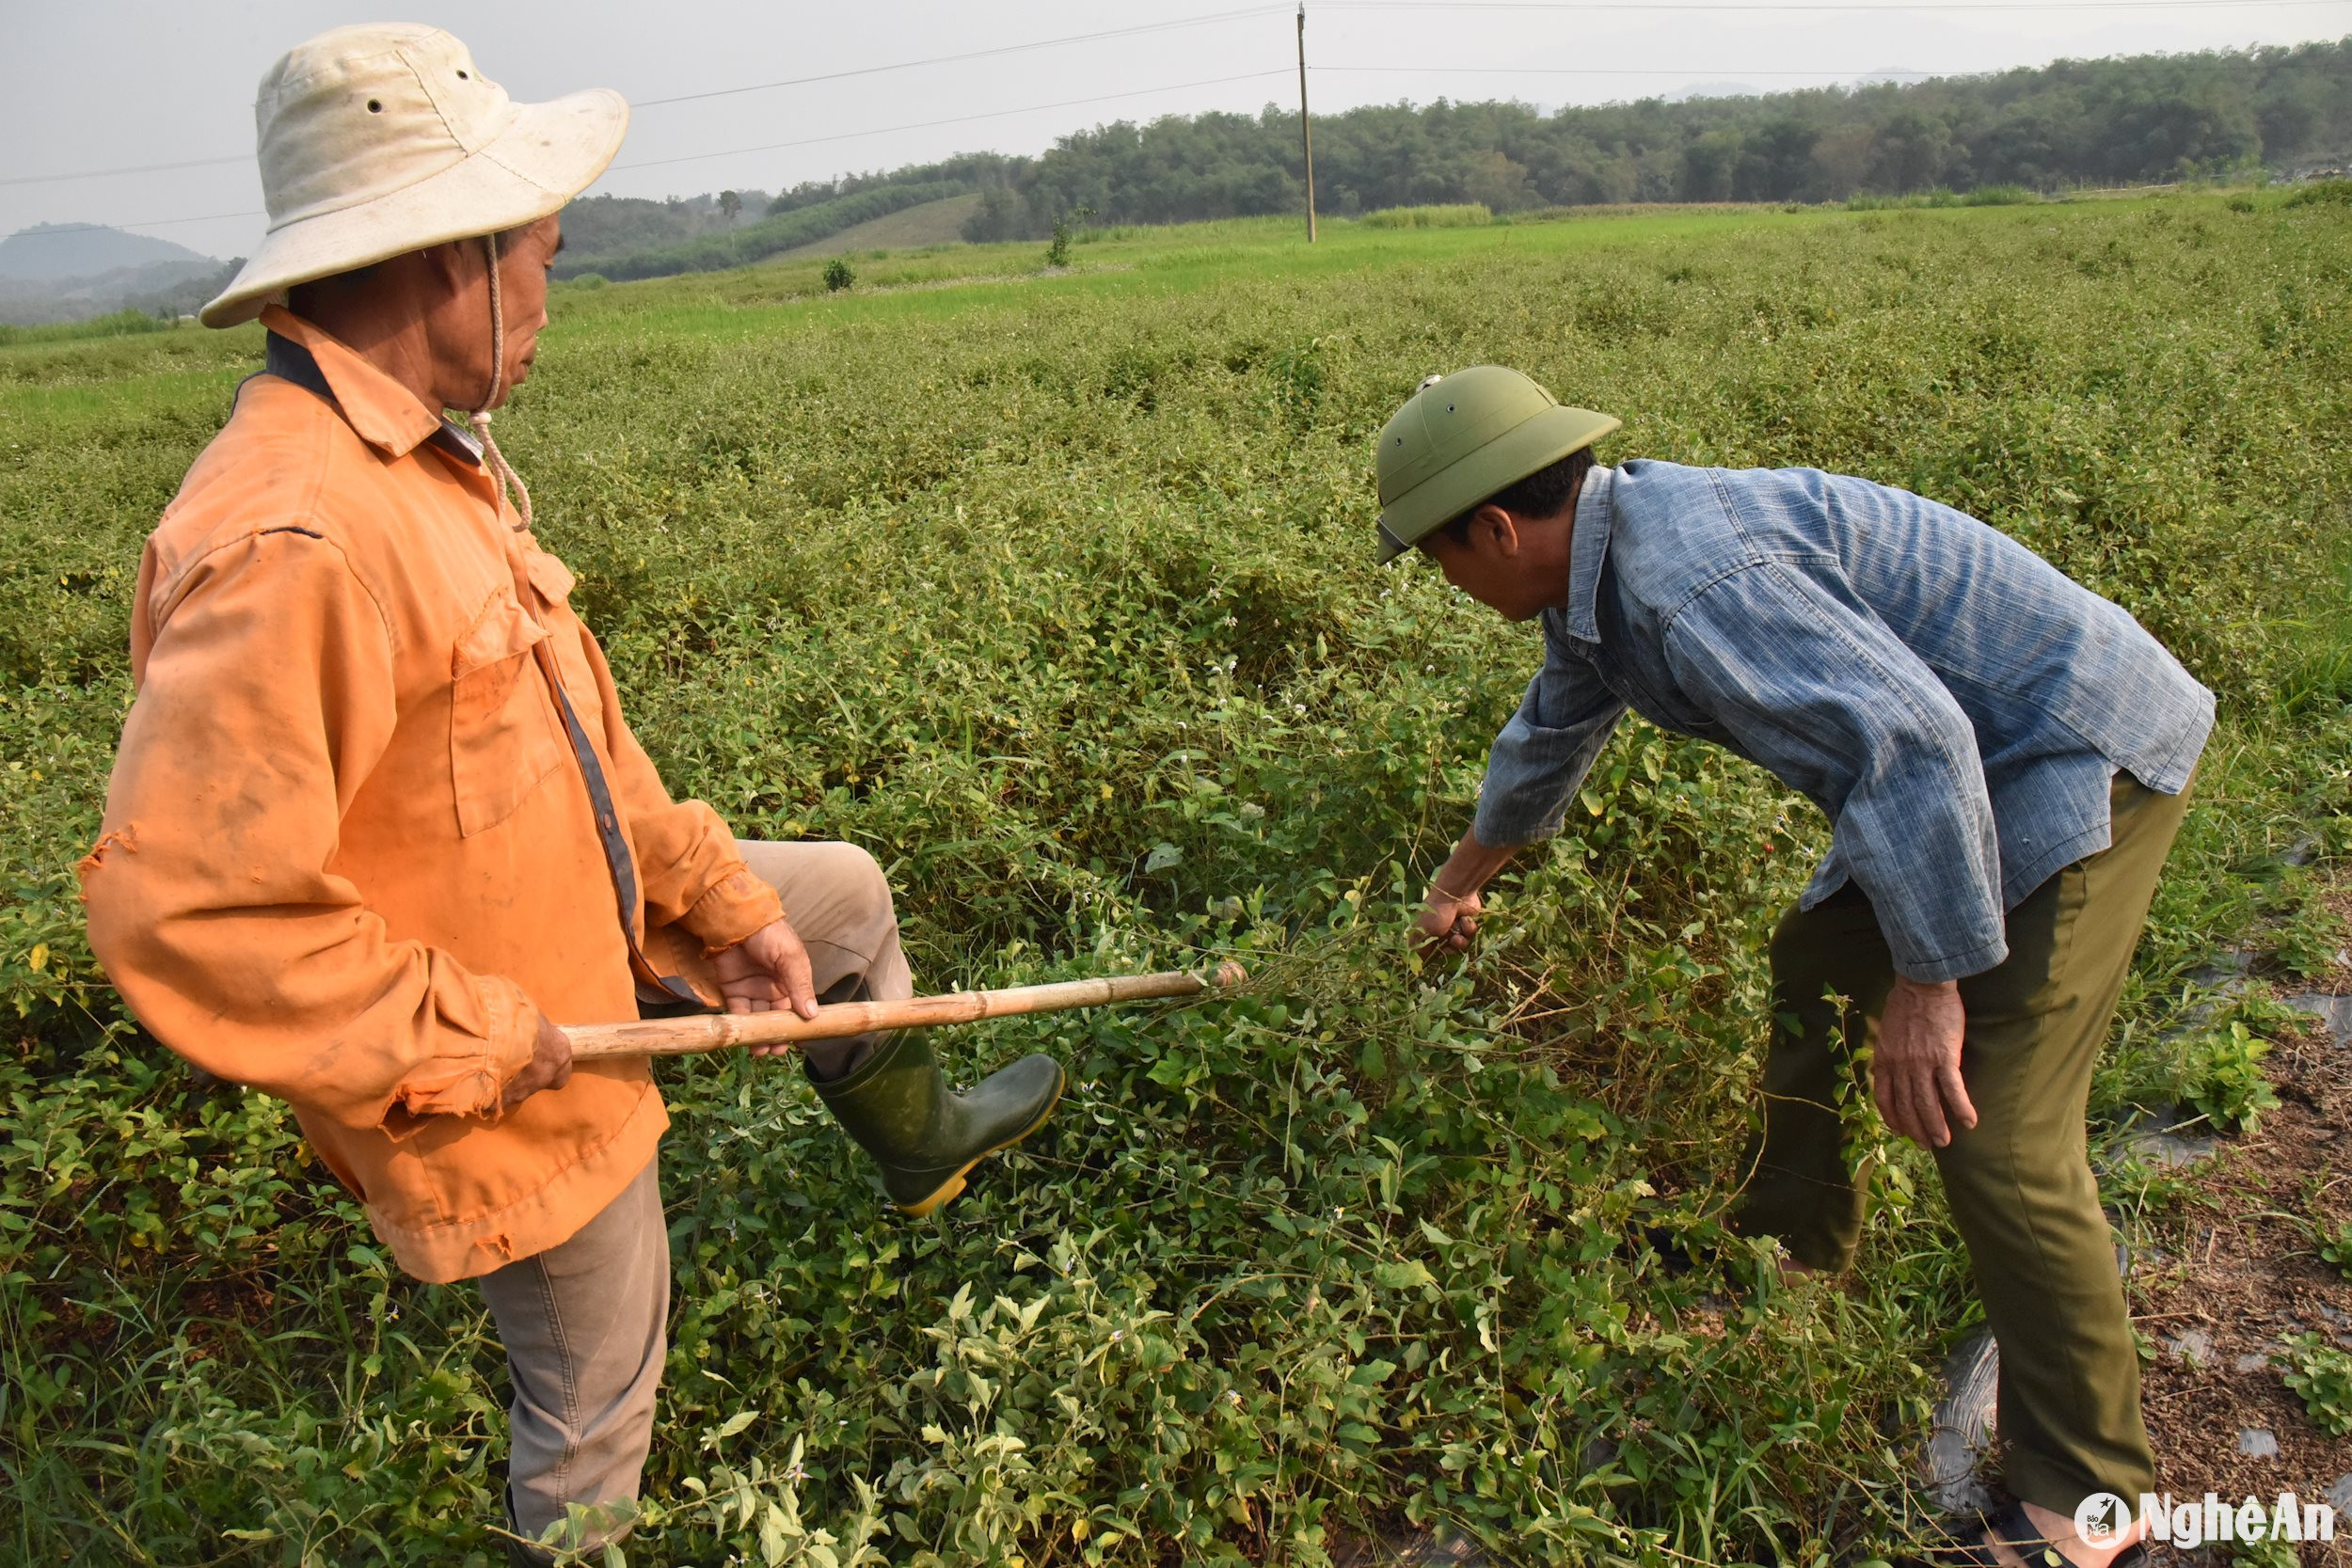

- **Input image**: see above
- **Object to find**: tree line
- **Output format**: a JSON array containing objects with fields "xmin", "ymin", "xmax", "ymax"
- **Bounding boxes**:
[
  {"xmin": 542, "ymin": 40, "xmax": 2347, "ymax": 281},
  {"xmin": 962, "ymin": 38, "xmax": 2349, "ymax": 237}
]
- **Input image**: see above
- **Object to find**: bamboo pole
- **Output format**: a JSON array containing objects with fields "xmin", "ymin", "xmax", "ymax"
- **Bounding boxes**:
[{"xmin": 565, "ymin": 962, "xmax": 1248, "ymax": 1060}]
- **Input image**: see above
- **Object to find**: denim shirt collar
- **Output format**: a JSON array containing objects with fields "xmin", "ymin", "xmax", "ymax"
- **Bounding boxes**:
[{"xmin": 1562, "ymin": 464, "xmax": 1618, "ymax": 644}]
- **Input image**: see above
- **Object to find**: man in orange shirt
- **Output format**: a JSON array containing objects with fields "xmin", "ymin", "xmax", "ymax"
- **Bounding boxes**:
[{"xmin": 78, "ymin": 25, "xmax": 1061, "ymax": 1559}]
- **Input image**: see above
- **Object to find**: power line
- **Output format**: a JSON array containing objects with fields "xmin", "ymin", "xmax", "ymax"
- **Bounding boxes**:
[
  {"xmin": 633, "ymin": 6, "xmax": 1285, "ymax": 107},
  {"xmin": 5, "ymin": 209, "xmax": 265, "ymax": 241},
  {"xmin": 5, "ymin": 0, "xmax": 2339, "ymax": 189},
  {"xmin": 6, "ymin": 0, "xmax": 2337, "ymax": 187},
  {"xmin": 10, "ymin": 0, "xmax": 2344, "ymax": 239},
  {"xmin": 0, "ymin": 6, "xmax": 1289, "ymax": 190},
  {"xmin": 612, "ymin": 71, "xmax": 1292, "ymax": 174},
  {"xmin": 0, "ymin": 153, "xmax": 250, "ymax": 190},
  {"xmin": 6, "ymin": 71, "xmax": 1297, "ymax": 240}
]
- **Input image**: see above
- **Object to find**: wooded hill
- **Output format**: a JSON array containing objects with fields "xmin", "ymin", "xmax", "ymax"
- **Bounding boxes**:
[
  {"xmin": 559, "ymin": 39, "xmax": 2349, "ymax": 278},
  {"xmin": 984, "ymin": 38, "xmax": 2350, "ymax": 234}
]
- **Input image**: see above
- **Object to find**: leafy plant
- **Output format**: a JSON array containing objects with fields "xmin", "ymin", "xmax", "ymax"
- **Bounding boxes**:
[
  {"xmin": 2274, "ymin": 1334, "xmax": 2352, "ymax": 1436},
  {"xmin": 2314, "ymin": 1213, "xmax": 2352, "ymax": 1282},
  {"xmin": 822, "ymin": 257, "xmax": 856, "ymax": 293},
  {"xmin": 2185, "ymin": 1022, "xmax": 2281, "ymax": 1132},
  {"xmin": 2231, "ymin": 1530, "xmax": 2301, "ymax": 1568}
]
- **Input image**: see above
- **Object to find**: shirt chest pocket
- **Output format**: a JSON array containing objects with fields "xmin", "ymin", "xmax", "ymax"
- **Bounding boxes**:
[
  {"xmin": 450, "ymin": 589, "xmax": 567, "ymax": 837},
  {"xmin": 520, "ymin": 547, "xmax": 605, "ymax": 733}
]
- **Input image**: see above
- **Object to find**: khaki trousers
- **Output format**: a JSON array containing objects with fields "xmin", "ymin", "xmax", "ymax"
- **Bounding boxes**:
[
  {"xmin": 476, "ymin": 838, "xmax": 909, "ymax": 1560},
  {"xmin": 1731, "ymin": 775, "xmax": 2188, "ymax": 1516}
]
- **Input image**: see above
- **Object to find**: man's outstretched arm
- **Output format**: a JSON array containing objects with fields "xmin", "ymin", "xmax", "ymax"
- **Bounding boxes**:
[{"xmin": 1418, "ymin": 629, "xmax": 1625, "ymax": 952}]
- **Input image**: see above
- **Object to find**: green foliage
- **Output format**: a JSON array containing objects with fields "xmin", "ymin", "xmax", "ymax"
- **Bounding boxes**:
[
  {"xmin": 2274, "ymin": 1334, "xmax": 2352, "ymax": 1436},
  {"xmin": 1007, "ymin": 40, "xmax": 2349, "ymax": 230},
  {"xmin": 2314, "ymin": 1213, "xmax": 2352, "ymax": 1281},
  {"xmin": 822, "ymin": 258, "xmax": 856, "ymax": 293},
  {"xmin": 2185, "ymin": 1022, "xmax": 2282, "ymax": 1132},
  {"xmin": 557, "ymin": 182, "xmax": 970, "ymax": 283},
  {"xmin": 557, "ymin": 190, "xmax": 770, "ymax": 261},
  {"xmin": 633, "ymin": 40, "xmax": 2347, "ymax": 257},
  {"xmin": 0, "ymin": 308, "xmax": 175, "ymax": 347},
  {"xmin": 766, "ymin": 153, "xmax": 1021, "ymax": 221},
  {"xmin": 2, "ymin": 195, "xmax": 2350, "ymax": 1564},
  {"xmin": 2281, "ymin": 178, "xmax": 2352, "ymax": 207},
  {"xmin": 2262, "ymin": 863, "xmax": 2343, "ymax": 975},
  {"xmin": 962, "ymin": 185, "xmax": 1032, "ymax": 245},
  {"xmin": 1361, "ymin": 204, "xmax": 1494, "ymax": 230},
  {"xmin": 1044, "ymin": 220, "xmax": 1073, "ymax": 269},
  {"xmin": 1847, "ymin": 185, "xmax": 2039, "ymax": 212},
  {"xmin": 2231, "ymin": 1532, "xmax": 2302, "ymax": 1568}
]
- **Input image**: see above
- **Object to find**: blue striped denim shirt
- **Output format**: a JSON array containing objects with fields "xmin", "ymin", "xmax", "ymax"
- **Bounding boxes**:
[{"xmin": 1472, "ymin": 460, "xmax": 2214, "ymax": 981}]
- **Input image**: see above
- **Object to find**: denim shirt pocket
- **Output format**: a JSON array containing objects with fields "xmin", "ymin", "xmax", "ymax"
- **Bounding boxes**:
[{"xmin": 449, "ymin": 588, "xmax": 564, "ymax": 837}]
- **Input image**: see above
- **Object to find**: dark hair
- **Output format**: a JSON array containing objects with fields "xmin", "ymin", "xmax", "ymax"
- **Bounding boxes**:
[{"xmin": 1437, "ymin": 448, "xmax": 1595, "ymax": 547}]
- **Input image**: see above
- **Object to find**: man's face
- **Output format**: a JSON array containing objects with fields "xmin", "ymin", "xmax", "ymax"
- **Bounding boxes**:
[
  {"xmin": 494, "ymin": 214, "xmax": 563, "ymax": 396},
  {"xmin": 1420, "ymin": 509, "xmax": 1554, "ymax": 623},
  {"xmin": 427, "ymin": 214, "xmax": 563, "ymax": 410}
]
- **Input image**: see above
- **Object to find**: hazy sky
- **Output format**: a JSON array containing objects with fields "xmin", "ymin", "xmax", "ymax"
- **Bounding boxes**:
[{"xmin": 8, "ymin": 0, "xmax": 2350, "ymax": 262}]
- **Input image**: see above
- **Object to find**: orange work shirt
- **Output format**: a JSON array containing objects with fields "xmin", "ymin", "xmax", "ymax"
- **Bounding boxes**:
[{"xmin": 80, "ymin": 308, "xmax": 782, "ymax": 1283}]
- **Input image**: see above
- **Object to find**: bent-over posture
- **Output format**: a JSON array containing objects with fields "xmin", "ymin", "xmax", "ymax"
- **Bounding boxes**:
[{"xmin": 1375, "ymin": 366, "xmax": 2209, "ymax": 1568}]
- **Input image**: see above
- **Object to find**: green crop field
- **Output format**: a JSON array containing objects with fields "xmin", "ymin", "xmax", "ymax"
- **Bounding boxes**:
[{"xmin": 4, "ymin": 192, "xmax": 2350, "ymax": 1566}]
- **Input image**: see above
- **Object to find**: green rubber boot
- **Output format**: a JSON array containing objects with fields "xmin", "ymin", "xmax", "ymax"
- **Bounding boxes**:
[{"xmin": 808, "ymin": 1033, "xmax": 1065, "ymax": 1216}]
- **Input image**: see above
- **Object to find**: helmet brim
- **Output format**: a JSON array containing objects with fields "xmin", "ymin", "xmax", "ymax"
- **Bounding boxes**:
[{"xmin": 1376, "ymin": 404, "xmax": 1619, "ymax": 563}]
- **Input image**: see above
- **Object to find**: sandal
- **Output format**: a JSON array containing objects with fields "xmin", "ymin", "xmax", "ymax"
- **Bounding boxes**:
[{"xmin": 1906, "ymin": 1500, "xmax": 2147, "ymax": 1568}]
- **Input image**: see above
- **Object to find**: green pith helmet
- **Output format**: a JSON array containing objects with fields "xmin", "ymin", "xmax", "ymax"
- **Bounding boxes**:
[{"xmin": 1374, "ymin": 367, "xmax": 1620, "ymax": 562}]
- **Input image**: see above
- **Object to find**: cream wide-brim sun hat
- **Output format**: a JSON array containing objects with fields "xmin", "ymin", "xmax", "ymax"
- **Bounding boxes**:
[{"xmin": 201, "ymin": 24, "xmax": 627, "ymax": 328}]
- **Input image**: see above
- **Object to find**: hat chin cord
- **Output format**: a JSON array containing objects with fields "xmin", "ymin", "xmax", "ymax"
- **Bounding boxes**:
[{"xmin": 468, "ymin": 231, "xmax": 534, "ymax": 533}]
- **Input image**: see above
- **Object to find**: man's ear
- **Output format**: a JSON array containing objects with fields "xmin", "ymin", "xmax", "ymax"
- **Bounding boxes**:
[
  {"xmin": 414, "ymin": 239, "xmax": 476, "ymax": 300},
  {"xmin": 1470, "ymin": 503, "xmax": 1521, "ymax": 558}
]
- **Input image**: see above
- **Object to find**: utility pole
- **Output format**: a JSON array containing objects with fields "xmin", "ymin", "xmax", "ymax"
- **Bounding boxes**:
[{"xmin": 1296, "ymin": 3, "xmax": 1317, "ymax": 242}]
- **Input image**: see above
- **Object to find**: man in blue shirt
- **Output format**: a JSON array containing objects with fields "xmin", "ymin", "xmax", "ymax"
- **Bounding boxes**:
[{"xmin": 1378, "ymin": 367, "xmax": 2210, "ymax": 1568}]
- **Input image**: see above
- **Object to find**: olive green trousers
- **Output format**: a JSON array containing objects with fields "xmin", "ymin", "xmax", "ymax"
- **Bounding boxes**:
[{"xmin": 1732, "ymin": 773, "xmax": 2188, "ymax": 1515}]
